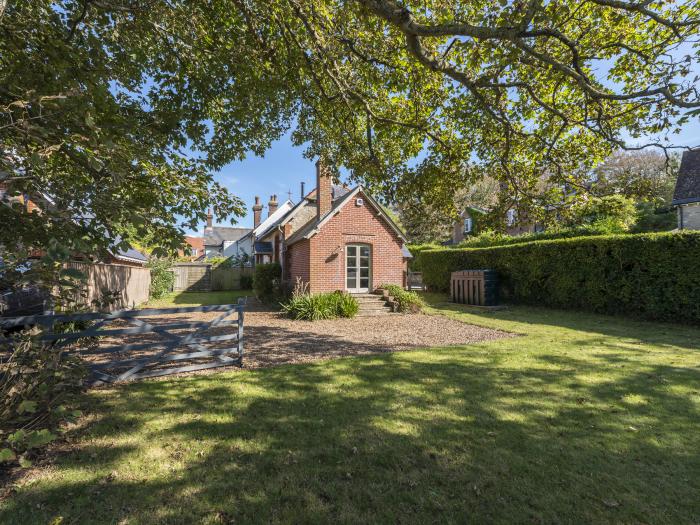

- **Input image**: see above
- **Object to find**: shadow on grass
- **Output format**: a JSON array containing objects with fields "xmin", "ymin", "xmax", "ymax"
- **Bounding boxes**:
[{"xmin": 2, "ymin": 326, "xmax": 699, "ymax": 524}]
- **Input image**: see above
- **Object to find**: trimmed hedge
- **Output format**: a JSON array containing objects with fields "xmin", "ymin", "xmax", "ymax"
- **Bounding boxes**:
[{"xmin": 416, "ymin": 232, "xmax": 700, "ymax": 324}]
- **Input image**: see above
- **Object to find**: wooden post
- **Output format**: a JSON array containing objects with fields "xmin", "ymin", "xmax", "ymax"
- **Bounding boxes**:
[{"xmin": 237, "ymin": 302, "xmax": 244, "ymax": 365}]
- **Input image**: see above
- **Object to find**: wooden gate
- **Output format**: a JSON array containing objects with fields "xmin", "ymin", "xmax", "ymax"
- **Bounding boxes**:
[{"xmin": 0, "ymin": 303, "xmax": 244, "ymax": 384}]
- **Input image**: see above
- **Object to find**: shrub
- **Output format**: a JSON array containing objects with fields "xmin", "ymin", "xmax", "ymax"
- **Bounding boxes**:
[
  {"xmin": 281, "ymin": 282, "xmax": 359, "ymax": 320},
  {"xmin": 1, "ymin": 331, "xmax": 86, "ymax": 468},
  {"xmin": 380, "ymin": 283, "xmax": 424, "ymax": 313},
  {"xmin": 334, "ymin": 291, "xmax": 360, "ymax": 318},
  {"xmin": 253, "ymin": 262, "xmax": 282, "ymax": 302},
  {"xmin": 148, "ymin": 259, "xmax": 174, "ymax": 299},
  {"xmin": 416, "ymin": 231, "xmax": 700, "ymax": 323},
  {"xmin": 239, "ymin": 273, "xmax": 254, "ymax": 290}
]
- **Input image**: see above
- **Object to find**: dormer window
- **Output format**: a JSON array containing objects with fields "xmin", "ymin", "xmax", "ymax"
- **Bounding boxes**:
[{"xmin": 463, "ymin": 217, "xmax": 473, "ymax": 234}]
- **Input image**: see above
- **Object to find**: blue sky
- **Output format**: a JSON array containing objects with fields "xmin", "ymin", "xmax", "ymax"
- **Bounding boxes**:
[{"xmin": 191, "ymin": 118, "xmax": 700, "ymax": 236}]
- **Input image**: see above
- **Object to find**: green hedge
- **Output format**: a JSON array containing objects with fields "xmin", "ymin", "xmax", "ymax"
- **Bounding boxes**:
[
  {"xmin": 416, "ymin": 232, "xmax": 700, "ymax": 323},
  {"xmin": 253, "ymin": 262, "xmax": 282, "ymax": 302}
]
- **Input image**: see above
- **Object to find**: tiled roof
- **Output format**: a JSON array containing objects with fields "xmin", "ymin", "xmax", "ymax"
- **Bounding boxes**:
[
  {"xmin": 673, "ymin": 150, "xmax": 700, "ymax": 205},
  {"xmin": 285, "ymin": 186, "xmax": 407, "ymax": 245},
  {"xmin": 203, "ymin": 227, "xmax": 251, "ymax": 246}
]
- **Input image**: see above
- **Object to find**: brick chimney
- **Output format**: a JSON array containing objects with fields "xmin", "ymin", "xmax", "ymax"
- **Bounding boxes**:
[
  {"xmin": 268, "ymin": 194, "xmax": 278, "ymax": 217},
  {"xmin": 252, "ymin": 196, "xmax": 263, "ymax": 228},
  {"xmin": 205, "ymin": 208, "xmax": 213, "ymax": 231},
  {"xmin": 316, "ymin": 160, "xmax": 332, "ymax": 221}
]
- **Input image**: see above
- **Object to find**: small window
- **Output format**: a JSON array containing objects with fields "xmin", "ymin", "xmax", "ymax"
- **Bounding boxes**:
[
  {"xmin": 506, "ymin": 209, "xmax": 517, "ymax": 226},
  {"xmin": 463, "ymin": 217, "xmax": 473, "ymax": 234}
]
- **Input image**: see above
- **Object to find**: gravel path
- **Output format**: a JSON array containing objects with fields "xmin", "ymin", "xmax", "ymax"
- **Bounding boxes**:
[
  {"xmin": 241, "ymin": 311, "xmax": 513, "ymax": 368},
  {"xmin": 89, "ymin": 308, "xmax": 513, "ymax": 377}
]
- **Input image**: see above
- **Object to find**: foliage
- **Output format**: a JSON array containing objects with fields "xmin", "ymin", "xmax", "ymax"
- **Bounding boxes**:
[
  {"xmin": 564, "ymin": 194, "xmax": 638, "ymax": 233},
  {"xmin": 397, "ymin": 178, "xmax": 500, "ymax": 244},
  {"xmin": 281, "ymin": 281, "xmax": 359, "ymax": 320},
  {"xmin": 3, "ymin": 0, "xmax": 699, "ymax": 292},
  {"xmin": 406, "ymin": 243, "xmax": 443, "ymax": 271},
  {"xmin": 417, "ymin": 232, "xmax": 700, "ymax": 323},
  {"xmin": 253, "ymin": 263, "xmax": 282, "ymax": 303},
  {"xmin": 239, "ymin": 274, "xmax": 254, "ymax": 290},
  {"xmin": 379, "ymin": 284, "xmax": 424, "ymax": 313},
  {"xmin": 632, "ymin": 202, "xmax": 678, "ymax": 233},
  {"xmin": 147, "ymin": 259, "xmax": 174, "ymax": 300},
  {"xmin": 0, "ymin": 331, "xmax": 86, "ymax": 469},
  {"xmin": 592, "ymin": 150, "xmax": 680, "ymax": 206}
]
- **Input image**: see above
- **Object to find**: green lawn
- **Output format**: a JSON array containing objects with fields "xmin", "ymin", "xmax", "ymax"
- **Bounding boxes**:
[
  {"xmin": 2, "ymin": 296, "xmax": 699, "ymax": 524},
  {"xmin": 142, "ymin": 290, "xmax": 252, "ymax": 308}
]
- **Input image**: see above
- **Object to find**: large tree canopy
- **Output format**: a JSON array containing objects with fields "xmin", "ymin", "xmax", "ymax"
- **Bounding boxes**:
[{"xmin": 2, "ymin": 0, "xmax": 699, "ymax": 277}]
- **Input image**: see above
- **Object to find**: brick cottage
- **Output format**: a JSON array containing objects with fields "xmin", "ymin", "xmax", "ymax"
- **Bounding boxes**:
[{"xmin": 251, "ymin": 161, "xmax": 412, "ymax": 293}]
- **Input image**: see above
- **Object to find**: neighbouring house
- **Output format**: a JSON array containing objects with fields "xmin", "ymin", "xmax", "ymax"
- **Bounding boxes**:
[
  {"xmin": 232, "ymin": 195, "xmax": 294, "ymax": 265},
  {"xmin": 673, "ymin": 149, "xmax": 700, "ymax": 230},
  {"xmin": 449, "ymin": 206, "xmax": 488, "ymax": 244},
  {"xmin": 179, "ymin": 236, "xmax": 204, "ymax": 260},
  {"xmin": 447, "ymin": 204, "xmax": 543, "ymax": 244},
  {"xmin": 202, "ymin": 209, "xmax": 251, "ymax": 259},
  {"xmin": 250, "ymin": 161, "xmax": 411, "ymax": 293}
]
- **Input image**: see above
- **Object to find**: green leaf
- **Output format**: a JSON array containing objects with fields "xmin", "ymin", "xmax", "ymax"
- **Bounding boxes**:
[
  {"xmin": 0, "ymin": 449, "xmax": 16, "ymax": 463},
  {"xmin": 26, "ymin": 429, "xmax": 57, "ymax": 449},
  {"xmin": 17, "ymin": 400, "xmax": 38, "ymax": 414},
  {"xmin": 18, "ymin": 457, "xmax": 33, "ymax": 468}
]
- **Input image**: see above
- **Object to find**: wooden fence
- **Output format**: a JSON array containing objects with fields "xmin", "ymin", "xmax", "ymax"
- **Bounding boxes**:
[
  {"xmin": 0, "ymin": 303, "xmax": 245, "ymax": 384},
  {"xmin": 172, "ymin": 263, "xmax": 253, "ymax": 292},
  {"xmin": 65, "ymin": 261, "xmax": 151, "ymax": 310}
]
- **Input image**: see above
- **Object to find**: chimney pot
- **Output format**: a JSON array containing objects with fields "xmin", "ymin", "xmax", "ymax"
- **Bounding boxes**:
[
  {"xmin": 206, "ymin": 208, "xmax": 213, "ymax": 230},
  {"xmin": 268, "ymin": 194, "xmax": 278, "ymax": 218}
]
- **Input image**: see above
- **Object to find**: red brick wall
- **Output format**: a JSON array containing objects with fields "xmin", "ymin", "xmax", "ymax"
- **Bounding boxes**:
[
  {"xmin": 303, "ymin": 191, "xmax": 406, "ymax": 293},
  {"xmin": 286, "ymin": 238, "xmax": 311, "ymax": 288}
]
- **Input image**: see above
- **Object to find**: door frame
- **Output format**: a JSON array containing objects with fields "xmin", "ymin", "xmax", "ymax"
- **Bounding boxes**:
[{"xmin": 345, "ymin": 243, "xmax": 372, "ymax": 293}]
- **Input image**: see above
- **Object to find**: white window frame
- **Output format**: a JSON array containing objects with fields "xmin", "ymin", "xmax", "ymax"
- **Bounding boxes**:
[{"xmin": 463, "ymin": 217, "xmax": 473, "ymax": 234}]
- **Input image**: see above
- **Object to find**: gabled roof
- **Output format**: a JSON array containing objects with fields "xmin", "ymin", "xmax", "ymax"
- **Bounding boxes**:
[
  {"xmin": 255, "ymin": 198, "xmax": 315, "ymax": 241},
  {"xmin": 250, "ymin": 200, "xmax": 294, "ymax": 240},
  {"xmin": 203, "ymin": 226, "xmax": 251, "ymax": 246},
  {"xmin": 673, "ymin": 149, "xmax": 700, "ymax": 205},
  {"xmin": 285, "ymin": 186, "xmax": 407, "ymax": 245}
]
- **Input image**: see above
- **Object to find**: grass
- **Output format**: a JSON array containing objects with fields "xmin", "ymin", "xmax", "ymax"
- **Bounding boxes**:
[
  {"xmin": 142, "ymin": 290, "xmax": 252, "ymax": 308},
  {"xmin": 2, "ymin": 295, "xmax": 699, "ymax": 523}
]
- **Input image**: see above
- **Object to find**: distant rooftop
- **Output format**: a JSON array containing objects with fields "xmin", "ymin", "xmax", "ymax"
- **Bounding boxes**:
[
  {"xmin": 673, "ymin": 150, "xmax": 700, "ymax": 205},
  {"xmin": 203, "ymin": 226, "xmax": 251, "ymax": 246}
]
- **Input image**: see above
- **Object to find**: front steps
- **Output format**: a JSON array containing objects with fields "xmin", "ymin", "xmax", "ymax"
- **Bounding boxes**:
[{"xmin": 352, "ymin": 293, "xmax": 394, "ymax": 317}]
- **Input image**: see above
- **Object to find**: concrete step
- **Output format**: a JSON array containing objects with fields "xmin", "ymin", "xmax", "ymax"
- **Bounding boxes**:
[
  {"xmin": 356, "ymin": 311, "xmax": 393, "ymax": 317},
  {"xmin": 357, "ymin": 304, "xmax": 393, "ymax": 312},
  {"xmin": 354, "ymin": 297, "xmax": 388, "ymax": 304}
]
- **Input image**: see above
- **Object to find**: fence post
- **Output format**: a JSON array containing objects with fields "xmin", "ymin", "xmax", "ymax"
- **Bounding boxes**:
[{"xmin": 237, "ymin": 302, "xmax": 244, "ymax": 365}]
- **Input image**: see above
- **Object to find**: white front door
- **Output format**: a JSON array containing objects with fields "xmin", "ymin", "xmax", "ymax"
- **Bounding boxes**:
[{"xmin": 346, "ymin": 244, "xmax": 371, "ymax": 293}]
